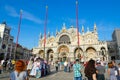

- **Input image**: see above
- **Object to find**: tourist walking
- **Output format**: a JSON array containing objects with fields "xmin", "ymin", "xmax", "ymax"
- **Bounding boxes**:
[
  {"xmin": 27, "ymin": 58, "xmax": 34, "ymax": 76},
  {"xmin": 59, "ymin": 61, "xmax": 62, "ymax": 71},
  {"xmin": 73, "ymin": 59, "xmax": 82, "ymax": 80},
  {"xmin": 64, "ymin": 60, "xmax": 68, "ymax": 72},
  {"xmin": 2, "ymin": 60, "xmax": 7, "ymax": 72},
  {"xmin": 67, "ymin": 61, "xmax": 71, "ymax": 72},
  {"xmin": 112, "ymin": 60, "xmax": 119, "ymax": 80},
  {"xmin": 96, "ymin": 61, "xmax": 105, "ymax": 80},
  {"xmin": 55, "ymin": 61, "xmax": 59, "ymax": 72},
  {"xmin": 30, "ymin": 58, "xmax": 40, "ymax": 77},
  {"xmin": 107, "ymin": 62, "xmax": 117, "ymax": 80},
  {"xmin": 10, "ymin": 60, "xmax": 29, "ymax": 80},
  {"xmin": 84, "ymin": 59, "xmax": 97, "ymax": 80}
]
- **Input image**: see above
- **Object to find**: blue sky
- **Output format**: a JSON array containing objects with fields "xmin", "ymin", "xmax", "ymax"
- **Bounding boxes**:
[{"xmin": 0, "ymin": 0, "xmax": 120, "ymax": 49}]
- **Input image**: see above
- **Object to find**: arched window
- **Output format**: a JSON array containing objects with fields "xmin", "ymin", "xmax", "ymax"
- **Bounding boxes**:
[{"xmin": 59, "ymin": 35, "xmax": 70, "ymax": 44}]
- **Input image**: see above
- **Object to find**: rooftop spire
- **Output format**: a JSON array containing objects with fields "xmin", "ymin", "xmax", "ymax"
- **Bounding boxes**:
[
  {"xmin": 94, "ymin": 23, "xmax": 97, "ymax": 32},
  {"xmin": 56, "ymin": 29, "xmax": 59, "ymax": 36},
  {"xmin": 62, "ymin": 23, "xmax": 66, "ymax": 29},
  {"xmin": 82, "ymin": 25, "xmax": 84, "ymax": 33},
  {"xmin": 39, "ymin": 33, "xmax": 43, "ymax": 40},
  {"xmin": 47, "ymin": 31, "xmax": 50, "ymax": 37}
]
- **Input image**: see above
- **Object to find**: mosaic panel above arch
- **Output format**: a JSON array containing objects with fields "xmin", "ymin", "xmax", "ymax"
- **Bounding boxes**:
[
  {"xmin": 38, "ymin": 50, "xmax": 44, "ymax": 58},
  {"xmin": 86, "ymin": 47, "xmax": 96, "ymax": 60},
  {"xmin": 57, "ymin": 45, "xmax": 69, "ymax": 53}
]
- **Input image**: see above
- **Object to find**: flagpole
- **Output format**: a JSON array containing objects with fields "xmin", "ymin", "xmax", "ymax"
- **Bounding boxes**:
[
  {"xmin": 76, "ymin": 0, "xmax": 81, "ymax": 60},
  {"xmin": 44, "ymin": 6, "xmax": 48, "ymax": 59},
  {"xmin": 76, "ymin": 0, "xmax": 79, "ymax": 47},
  {"xmin": 14, "ymin": 10, "xmax": 23, "ymax": 60}
]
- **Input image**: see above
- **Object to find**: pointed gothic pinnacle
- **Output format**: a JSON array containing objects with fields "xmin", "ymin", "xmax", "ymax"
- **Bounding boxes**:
[
  {"xmin": 46, "ymin": 5, "xmax": 48, "ymax": 9},
  {"xmin": 82, "ymin": 25, "xmax": 84, "ymax": 32},
  {"xmin": 20, "ymin": 9, "xmax": 23, "ymax": 13},
  {"xmin": 76, "ymin": 0, "xmax": 78, "ymax": 5}
]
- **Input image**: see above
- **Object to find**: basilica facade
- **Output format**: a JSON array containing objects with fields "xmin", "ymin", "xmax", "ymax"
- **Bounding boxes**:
[{"xmin": 33, "ymin": 23, "xmax": 109, "ymax": 62}]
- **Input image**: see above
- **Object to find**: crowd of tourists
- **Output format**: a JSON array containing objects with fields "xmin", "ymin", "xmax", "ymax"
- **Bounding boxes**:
[
  {"xmin": 0, "ymin": 57, "xmax": 51, "ymax": 80},
  {"xmin": 0, "ymin": 59, "xmax": 15, "ymax": 73},
  {"xmin": 27, "ymin": 57, "xmax": 50, "ymax": 78},
  {"xmin": 73, "ymin": 59, "xmax": 120, "ymax": 80},
  {"xmin": 1, "ymin": 57, "xmax": 120, "ymax": 80},
  {"xmin": 54, "ymin": 60, "xmax": 72, "ymax": 72}
]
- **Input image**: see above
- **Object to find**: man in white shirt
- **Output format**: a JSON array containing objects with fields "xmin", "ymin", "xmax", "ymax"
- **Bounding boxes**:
[{"xmin": 64, "ymin": 61, "xmax": 68, "ymax": 72}]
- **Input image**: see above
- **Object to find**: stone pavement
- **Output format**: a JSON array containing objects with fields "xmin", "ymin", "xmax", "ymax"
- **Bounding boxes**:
[
  {"xmin": 0, "ymin": 68, "xmax": 109, "ymax": 80},
  {"xmin": 30, "ymin": 71, "xmax": 74, "ymax": 80},
  {"xmin": 0, "ymin": 71, "xmax": 10, "ymax": 80},
  {"xmin": 0, "ymin": 70, "xmax": 93, "ymax": 80},
  {"xmin": 0, "ymin": 70, "xmax": 75, "ymax": 80}
]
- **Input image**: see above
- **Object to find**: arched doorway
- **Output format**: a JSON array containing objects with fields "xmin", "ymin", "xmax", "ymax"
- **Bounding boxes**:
[
  {"xmin": 47, "ymin": 49, "xmax": 54, "ymax": 62},
  {"xmin": 57, "ymin": 45, "xmax": 69, "ymax": 62},
  {"xmin": 49, "ymin": 54, "xmax": 53, "ymax": 61},
  {"xmin": 59, "ymin": 52, "xmax": 67, "ymax": 62},
  {"xmin": 101, "ymin": 47, "xmax": 106, "ymax": 61},
  {"xmin": 86, "ymin": 47, "xmax": 96, "ymax": 61},
  {"xmin": 74, "ymin": 48, "xmax": 83, "ymax": 60}
]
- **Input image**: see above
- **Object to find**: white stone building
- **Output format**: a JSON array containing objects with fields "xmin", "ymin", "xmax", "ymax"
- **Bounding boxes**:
[
  {"xmin": 0, "ymin": 22, "xmax": 14, "ymax": 60},
  {"xmin": 33, "ymin": 23, "xmax": 109, "ymax": 62},
  {"xmin": 0, "ymin": 22, "xmax": 31, "ymax": 60}
]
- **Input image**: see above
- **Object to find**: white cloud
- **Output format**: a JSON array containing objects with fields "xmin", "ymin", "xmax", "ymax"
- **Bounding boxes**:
[
  {"xmin": 5, "ymin": 5, "xmax": 44, "ymax": 24},
  {"xmin": 5, "ymin": 5, "xmax": 19, "ymax": 17},
  {"xmin": 22, "ymin": 11, "xmax": 44, "ymax": 24},
  {"xmin": 67, "ymin": 18, "xmax": 86, "ymax": 25}
]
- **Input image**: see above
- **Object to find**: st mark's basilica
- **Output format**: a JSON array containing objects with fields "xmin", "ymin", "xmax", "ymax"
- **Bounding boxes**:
[{"xmin": 33, "ymin": 23, "xmax": 109, "ymax": 62}]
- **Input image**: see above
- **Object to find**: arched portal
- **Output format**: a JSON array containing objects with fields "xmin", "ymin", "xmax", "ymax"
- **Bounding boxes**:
[
  {"xmin": 74, "ymin": 48, "xmax": 83, "ymax": 60},
  {"xmin": 86, "ymin": 47, "xmax": 96, "ymax": 60},
  {"xmin": 47, "ymin": 49, "xmax": 54, "ymax": 62},
  {"xmin": 57, "ymin": 45, "xmax": 69, "ymax": 62},
  {"xmin": 101, "ymin": 47, "xmax": 106, "ymax": 61}
]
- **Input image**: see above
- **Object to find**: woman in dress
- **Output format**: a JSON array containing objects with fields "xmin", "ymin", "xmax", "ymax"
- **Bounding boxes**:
[
  {"xmin": 27, "ymin": 58, "xmax": 34, "ymax": 76},
  {"xmin": 30, "ymin": 58, "xmax": 40, "ymax": 77}
]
